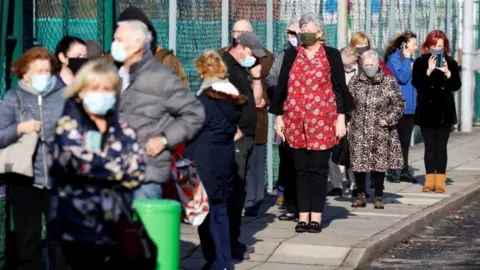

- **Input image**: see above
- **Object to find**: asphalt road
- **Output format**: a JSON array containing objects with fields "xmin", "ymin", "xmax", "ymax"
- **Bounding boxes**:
[{"xmin": 364, "ymin": 197, "xmax": 480, "ymax": 270}]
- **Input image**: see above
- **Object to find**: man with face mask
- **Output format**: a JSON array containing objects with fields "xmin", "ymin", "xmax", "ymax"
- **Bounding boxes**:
[
  {"xmin": 111, "ymin": 20, "xmax": 205, "ymax": 199},
  {"xmin": 218, "ymin": 31, "xmax": 266, "ymax": 260}
]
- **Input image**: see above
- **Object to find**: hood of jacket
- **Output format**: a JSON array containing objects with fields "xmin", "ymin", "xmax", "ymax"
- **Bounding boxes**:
[{"xmin": 17, "ymin": 75, "xmax": 63, "ymax": 97}]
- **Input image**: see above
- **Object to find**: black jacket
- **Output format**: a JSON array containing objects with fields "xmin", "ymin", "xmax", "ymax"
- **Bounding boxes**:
[
  {"xmin": 412, "ymin": 54, "xmax": 462, "ymax": 128},
  {"xmin": 269, "ymin": 46, "xmax": 355, "ymax": 116}
]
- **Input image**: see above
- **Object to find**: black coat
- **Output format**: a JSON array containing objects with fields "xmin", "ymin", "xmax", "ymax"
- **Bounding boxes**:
[
  {"xmin": 186, "ymin": 84, "xmax": 245, "ymax": 203},
  {"xmin": 412, "ymin": 54, "xmax": 462, "ymax": 128},
  {"xmin": 269, "ymin": 45, "xmax": 355, "ymax": 116}
]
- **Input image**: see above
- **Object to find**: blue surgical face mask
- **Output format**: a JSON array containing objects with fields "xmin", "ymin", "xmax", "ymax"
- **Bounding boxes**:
[
  {"xmin": 363, "ymin": 66, "xmax": 379, "ymax": 77},
  {"xmin": 111, "ymin": 41, "xmax": 129, "ymax": 63},
  {"xmin": 241, "ymin": 55, "xmax": 256, "ymax": 68},
  {"xmin": 82, "ymin": 92, "xmax": 117, "ymax": 116},
  {"xmin": 430, "ymin": 47, "xmax": 444, "ymax": 56},
  {"xmin": 31, "ymin": 74, "xmax": 51, "ymax": 93}
]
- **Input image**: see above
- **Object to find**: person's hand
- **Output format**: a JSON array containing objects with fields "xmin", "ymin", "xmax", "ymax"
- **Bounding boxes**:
[
  {"xmin": 17, "ymin": 120, "xmax": 42, "ymax": 135},
  {"xmin": 335, "ymin": 120, "xmax": 346, "ymax": 139},
  {"xmin": 145, "ymin": 137, "xmax": 166, "ymax": 157},
  {"xmin": 250, "ymin": 64, "xmax": 262, "ymax": 78},
  {"xmin": 402, "ymin": 46, "xmax": 412, "ymax": 58},
  {"xmin": 256, "ymin": 98, "xmax": 266, "ymax": 108},
  {"xmin": 436, "ymin": 59, "xmax": 451, "ymax": 78},
  {"xmin": 427, "ymin": 55, "xmax": 436, "ymax": 76},
  {"xmin": 379, "ymin": 119, "xmax": 388, "ymax": 127},
  {"xmin": 274, "ymin": 115, "xmax": 285, "ymax": 141}
]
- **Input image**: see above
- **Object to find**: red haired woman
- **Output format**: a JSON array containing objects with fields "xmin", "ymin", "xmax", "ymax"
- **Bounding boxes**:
[{"xmin": 412, "ymin": 30, "xmax": 461, "ymax": 193}]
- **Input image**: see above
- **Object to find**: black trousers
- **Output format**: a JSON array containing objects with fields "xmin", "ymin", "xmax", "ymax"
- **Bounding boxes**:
[
  {"xmin": 354, "ymin": 171, "xmax": 385, "ymax": 197},
  {"xmin": 293, "ymin": 148, "xmax": 331, "ymax": 213},
  {"xmin": 396, "ymin": 115, "xmax": 415, "ymax": 170},
  {"xmin": 228, "ymin": 136, "xmax": 254, "ymax": 246},
  {"xmin": 421, "ymin": 127, "xmax": 451, "ymax": 174},
  {"xmin": 278, "ymin": 143, "xmax": 297, "ymax": 215},
  {"xmin": 8, "ymin": 182, "xmax": 67, "ymax": 270}
]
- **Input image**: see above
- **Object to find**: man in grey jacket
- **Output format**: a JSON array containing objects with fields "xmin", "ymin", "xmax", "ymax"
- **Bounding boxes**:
[{"xmin": 112, "ymin": 20, "xmax": 205, "ymax": 198}]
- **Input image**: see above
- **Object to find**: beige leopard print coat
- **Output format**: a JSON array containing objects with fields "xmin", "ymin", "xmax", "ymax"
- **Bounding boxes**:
[{"xmin": 347, "ymin": 70, "xmax": 405, "ymax": 172}]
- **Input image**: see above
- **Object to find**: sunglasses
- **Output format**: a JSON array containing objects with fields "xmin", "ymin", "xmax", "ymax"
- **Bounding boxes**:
[{"xmin": 286, "ymin": 30, "xmax": 297, "ymax": 36}]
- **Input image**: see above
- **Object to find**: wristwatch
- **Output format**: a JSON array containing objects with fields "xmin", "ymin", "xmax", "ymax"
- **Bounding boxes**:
[{"xmin": 252, "ymin": 76, "xmax": 261, "ymax": 80}]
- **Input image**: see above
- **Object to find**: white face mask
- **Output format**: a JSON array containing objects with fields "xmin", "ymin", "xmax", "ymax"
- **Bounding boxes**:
[{"xmin": 288, "ymin": 37, "xmax": 298, "ymax": 47}]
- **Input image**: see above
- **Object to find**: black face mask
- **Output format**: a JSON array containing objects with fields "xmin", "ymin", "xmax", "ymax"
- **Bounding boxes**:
[{"xmin": 67, "ymin": 58, "xmax": 89, "ymax": 75}]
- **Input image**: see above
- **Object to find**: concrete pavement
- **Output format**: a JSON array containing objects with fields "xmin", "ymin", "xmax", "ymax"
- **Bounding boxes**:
[{"xmin": 180, "ymin": 128, "xmax": 480, "ymax": 270}]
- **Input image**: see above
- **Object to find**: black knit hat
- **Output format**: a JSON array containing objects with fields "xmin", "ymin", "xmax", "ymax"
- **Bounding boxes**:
[{"xmin": 117, "ymin": 6, "xmax": 157, "ymax": 54}]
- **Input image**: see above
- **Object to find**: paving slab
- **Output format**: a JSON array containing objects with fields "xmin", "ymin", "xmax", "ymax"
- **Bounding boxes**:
[{"xmin": 180, "ymin": 128, "xmax": 480, "ymax": 269}]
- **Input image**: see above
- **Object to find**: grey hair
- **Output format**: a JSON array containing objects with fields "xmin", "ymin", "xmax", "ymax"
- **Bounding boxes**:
[
  {"xmin": 361, "ymin": 50, "xmax": 379, "ymax": 63},
  {"xmin": 299, "ymin": 13, "xmax": 323, "ymax": 31},
  {"xmin": 286, "ymin": 16, "xmax": 301, "ymax": 33},
  {"xmin": 117, "ymin": 20, "xmax": 153, "ymax": 46}
]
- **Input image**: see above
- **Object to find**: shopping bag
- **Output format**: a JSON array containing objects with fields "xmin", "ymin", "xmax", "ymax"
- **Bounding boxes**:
[
  {"xmin": 331, "ymin": 136, "xmax": 350, "ymax": 167},
  {"xmin": 172, "ymin": 157, "xmax": 209, "ymax": 226}
]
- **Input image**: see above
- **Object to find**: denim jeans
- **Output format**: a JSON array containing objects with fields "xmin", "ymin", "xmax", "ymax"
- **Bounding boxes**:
[{"xmin": 132, "ymin": 182, "xmax": 163, "ymax": 200}]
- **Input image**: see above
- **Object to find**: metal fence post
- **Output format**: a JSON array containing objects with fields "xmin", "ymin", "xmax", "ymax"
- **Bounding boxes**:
[
  {"xmin": 461, "ymin": 0, "xmax": 475, "ymax": 132},
  {"xmin": 221, "ymin": 0, "xmax": 229, "ymax": 47},
  {"xmin": 475, "ymin": 0, "xmax": 480, "ymax": 124},
  {"xmin": 266, "ymin": 0, "xmax": 274, "ymax": 193},
  {"xmin": 0, "ymin": 0, "xmax": 10, "ymax": 94},
  {"xmin": 103, "ymin": 0, "xmax": 114, "ymax": 52},
  {"xmin": 168, "ymin": 0, "xmax": 177, "ymax": 51},
  {"xmin": 388, "ymin": 0, "xmax": 396, "ymax": 38},
  {"xmin": 410, "ymin": 0, "xmax": 416, "ymax": 33},
  {"xmin": 429, "ymin": 0, "xmax": 436, "ymax": 31},
  {"xmin": 366, "ymin": 0, "xmax": 372, "ymax": 37},
  {"xmin": 337, "ymin": 0, "xmax": 348, "ymax": 49},
  {"xmin": 62, "ymin": 0, "xmax": 69, "ymax": 35},
  {"xmin": 11, "ymin": 0, "xmax": 24, "ymax": 87}
]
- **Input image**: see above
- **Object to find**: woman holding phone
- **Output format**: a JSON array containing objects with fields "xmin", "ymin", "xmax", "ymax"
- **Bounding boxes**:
[{"xmin": 412, "ymin": 30, "xmax": 461, "ymax": 193}]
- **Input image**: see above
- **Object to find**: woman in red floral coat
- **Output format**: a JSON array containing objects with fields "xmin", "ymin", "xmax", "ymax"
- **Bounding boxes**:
[{"xmin": 269, "ymin": 13, "xmax": 354, "ymax": 234}]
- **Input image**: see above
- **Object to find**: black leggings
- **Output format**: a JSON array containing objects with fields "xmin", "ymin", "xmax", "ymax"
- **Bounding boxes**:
[
  {"xmin": 293, "ymin": 148, "xmax": 331, "ymax": 213},
  {"xmin": 278, "ymin": 143, "xmax": 297, "ymax": 215},
  {"xmin": 354, "ymin": 172, "xmax": 385, "ymax": 197},
  {"xmin": 421, "ymin": 127, "xmax": 451, "ymax": 174},
  {"xmin": 396, "ymin": 115, "xmax": 415, "ymax": 169}
]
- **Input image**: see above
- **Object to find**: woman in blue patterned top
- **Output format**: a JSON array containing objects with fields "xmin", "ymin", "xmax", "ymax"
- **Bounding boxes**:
[{"xmin": 49, "ymin": 60, "xmax": 151, "ymax": 269}]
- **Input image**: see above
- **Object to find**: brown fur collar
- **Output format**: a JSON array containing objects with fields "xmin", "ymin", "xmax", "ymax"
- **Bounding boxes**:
[{"xmin": 201, "ymin": 88, "xmax": 247, "ymax": 105}]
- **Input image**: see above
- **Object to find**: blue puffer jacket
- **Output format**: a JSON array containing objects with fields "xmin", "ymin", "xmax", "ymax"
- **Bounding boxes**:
[
  {"xmin": 0, "ymin": 76, "xmax": 65, "ymax": 188},
  {"xmin": 386, "ymin": 49, "xmax": 416, "ymax": 115}
]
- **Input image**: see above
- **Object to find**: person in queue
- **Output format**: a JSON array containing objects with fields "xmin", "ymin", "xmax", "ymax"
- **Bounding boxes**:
[
  {"xmin": 218, "ymin": 31, "xmax": 265, "ymax": 259},
  {"xmin": 0, "ymin": 47, "xmax": 67, "ymax": 270},
  {"xmin": 349, "ymin": 32, "xmax": 393, "ymax": 76},
  {"xmin": 348, "ymin": 50, "xmax": 405, "ymax": 209},
  {"xmin": 266, "ymin": 17, "xmax": 301, "ymax": 221},
  {"xmin": 54, "ymin": 36, "xmax": 89, "ymax": 85},
  {"xmin": 270, "ymin": 13, "xmax": 354, "ymax": 233},
  {"xmin": 111, "ymin": 20, "xmax": 205, "ymax": 198},
  {"xmin": 187, "ymin": 50, "xmax": 247, "ymax": 270},
  {"xmin": 49, "ymin": 60, "xmax": 152, "ymax": 269},
  {"xmin": 412, "ymin": 30, "xmax": 461, "ymax": 193},
  {"xmin": 327, "ymin": 46, "xmax": 358, "ymax": 197},
  {"xmin": 384, "ymin": 31, "xmax": 419, "ymax": 183},
  {"xmin": 85, "ymin": 40, "xmax": 104, "ymax": 60},
  {"xmin": 221, "ymin": 19, "xmax": 274, "ymax": 217}
]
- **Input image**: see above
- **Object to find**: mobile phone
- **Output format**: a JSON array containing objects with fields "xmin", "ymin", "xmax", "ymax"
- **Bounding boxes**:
[
  {"xmin": 401, "ymin": 42, "xmax": 406, "ymax": 50},
  {"xmin": 85, "ymin": 130, "xmax": 102, "ymax": 153},
  {"xmin": 436, "ymin": 52, "xmax": 444, "ymax": 68}
]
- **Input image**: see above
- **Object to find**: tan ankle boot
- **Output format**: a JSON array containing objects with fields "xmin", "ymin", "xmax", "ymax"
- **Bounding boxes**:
[
  {"xmin": 422, "ymin": 174, "xmax": 436, "ymax": 192},
  {"xmin": 435, "ymin": 174, "xmax": 446, "ymax": 193}
]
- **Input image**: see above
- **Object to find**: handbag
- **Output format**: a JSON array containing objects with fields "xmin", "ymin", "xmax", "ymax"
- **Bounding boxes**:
[
  {"xmin": 331, "ymin": 136, "xmax": 350, "ymax": 167},
  {"xmin": 171, "ymin": 156, "xmax": 209, "ymax": 226},
  {"xmin": 0, "ymin": 91, "xmax": 39, "ymax": 177}
]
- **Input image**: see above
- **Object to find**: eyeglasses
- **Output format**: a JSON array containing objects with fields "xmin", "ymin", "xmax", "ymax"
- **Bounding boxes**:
[
  {"xmin": 286, "ymin": 30, "xmax": 297, "ymax": 36},
  {"xmin": 232, "ymin": 30, "xmax": 247, "ymax": 36}
]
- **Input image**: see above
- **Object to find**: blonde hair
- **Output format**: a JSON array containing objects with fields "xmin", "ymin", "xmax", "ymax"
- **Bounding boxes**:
[
  {"xmin": 195, "ymin": 50, "xmax": 228, "ymax": 81},
  {"xmin": 64, "ymin": 60, "xmax": 121, "ymax": 99},
  {"xmin": 349, "ymin": 32, "xmax": 371, "ymax": 47},
  {"xmin": 341, "ymin": 47, "xmax": 358, "ymax": 65}
]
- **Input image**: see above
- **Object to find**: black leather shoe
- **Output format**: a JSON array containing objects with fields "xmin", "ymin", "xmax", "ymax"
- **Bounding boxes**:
[
  {"xmin": 327, "ymin": 188, "xmax": 343, "ymax": 197},
  {"xmin": 231, "ymin": 249, "xmax": 250, "ymax": 260},
  {"xmin": 278, "ymin": 213, "xmax": 297, "ymax": 221},
  {"xmin": 244, "ymin": 208, "xmax": 258, "ymax": 217},
  {"xmin": 295, "ymin": 221, "xmax": 309, "ymax": 233},
  {"xmin": 232, "ymin": 241, "xmax": 255, "ymax": 254},
  {"xmin": 307, "ymin": 221, "xmax": 322, "ymax": 233},
  {"xmin": 352, "ymin": 189, "xmax": 370, "ymax": 198}
]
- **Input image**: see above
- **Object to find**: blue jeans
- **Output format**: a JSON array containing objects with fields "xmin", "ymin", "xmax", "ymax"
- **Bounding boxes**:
[{"xmin": 132, "ymin": 182, "xmax": 163, "ymax": 200}]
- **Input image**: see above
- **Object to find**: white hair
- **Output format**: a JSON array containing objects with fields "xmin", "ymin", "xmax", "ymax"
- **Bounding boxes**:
[
  {"xmin": 287, "ymin": 16, "xmax": 300, "ymax": 33},
  {"xmin": 361, "ymin": 50, "xmax": 379, "ymax": 63},
  {"xmin": 117, "ymin": 20, "xmax": 153, "ymax": 46},
  {"xmin": 299, "ymin": 13, "xmax": 323, "ymax": 31}
]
